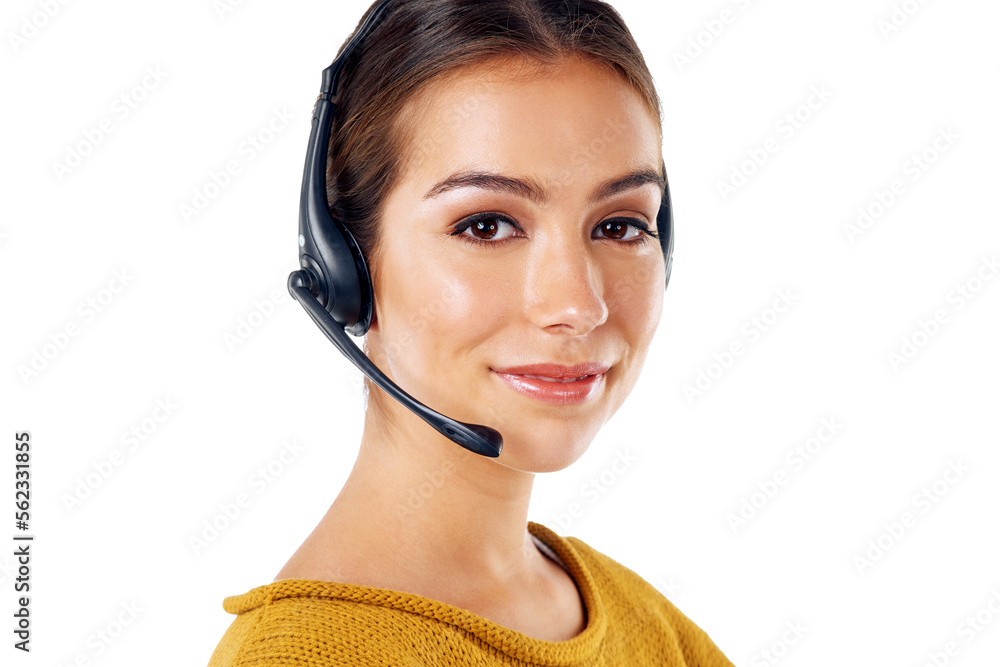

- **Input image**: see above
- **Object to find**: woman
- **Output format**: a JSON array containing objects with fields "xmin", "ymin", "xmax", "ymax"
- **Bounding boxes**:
[{"xmin": 208, "ymin": 0, "xmax": 734, "ymax": 664}]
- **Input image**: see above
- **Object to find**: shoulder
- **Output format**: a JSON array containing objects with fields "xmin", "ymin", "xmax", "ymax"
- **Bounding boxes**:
[
  {"xmin": 554, "ymin": 528, "xmax": 735, "ymax": 667},
  {"xmin": 206, "ymin": 581, "xmax": 455, "ymax": 666}
]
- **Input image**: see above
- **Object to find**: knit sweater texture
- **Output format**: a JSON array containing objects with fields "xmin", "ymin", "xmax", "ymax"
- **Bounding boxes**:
[{"xmin": 207, "ymin": 521, "xmax": 734, "ymax": 666}]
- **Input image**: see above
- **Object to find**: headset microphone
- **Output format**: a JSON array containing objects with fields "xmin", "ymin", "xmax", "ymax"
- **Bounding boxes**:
[
  {"xmin": 287, "ymin": 0, "xmax": 673, "ymax": 460},
  {"xmin": 288, "ymin": 273, "xmax": 504, "ymax": 458}
]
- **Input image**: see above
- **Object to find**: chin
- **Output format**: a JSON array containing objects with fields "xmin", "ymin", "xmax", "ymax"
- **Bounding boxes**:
[{"xmin": 494, "ymin": 423, "xmax": 598, "ymax": 473}]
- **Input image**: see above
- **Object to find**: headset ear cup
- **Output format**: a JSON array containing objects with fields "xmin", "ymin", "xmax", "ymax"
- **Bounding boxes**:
[
  {"xmin": 657, "ymin": 178, "xmax": 674, "ymax": 290},
  {"xmin": 327, "ymin": 214, "xmax": 374, "ymax": 337},
  {"xmin": 344, "ymin": 226, "xmax": 374, "ymax": 337}
]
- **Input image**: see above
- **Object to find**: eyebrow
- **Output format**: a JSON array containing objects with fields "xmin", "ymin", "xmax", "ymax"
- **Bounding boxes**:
[{"xmin": 422, "ymin": 167, "xmax": 665, "ymax": 207}]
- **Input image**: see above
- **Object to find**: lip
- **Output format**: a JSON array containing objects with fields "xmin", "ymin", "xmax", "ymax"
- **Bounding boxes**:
[
  {"xmin": 490, "ymin": 362, "xmax": 610, "ymax": 406},
  {"xmin": 491, "ymin": 362, "xmax": 611, "ymax": 379}
]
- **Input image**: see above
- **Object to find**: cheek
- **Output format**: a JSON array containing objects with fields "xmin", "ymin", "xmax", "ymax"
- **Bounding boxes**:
[
  {"xmin": 426, "ymin": 274, "xmax": 491, "ymax": 351},
  {"xmin": 380, "ymin": 258, "xmax": 506, "ymax": 377},
  {"xmin": 609, "ymin": 259, "xmax": 664, "ymax": 342},
  {"xmin": 604, "ymin": 273, "xmax": 662, "ymax": 410}
]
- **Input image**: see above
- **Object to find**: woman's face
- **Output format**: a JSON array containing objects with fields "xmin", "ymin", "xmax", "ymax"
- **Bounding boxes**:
[{"xmin": 367, "ymin": 55, "xmax": 665, "ymax": 472}]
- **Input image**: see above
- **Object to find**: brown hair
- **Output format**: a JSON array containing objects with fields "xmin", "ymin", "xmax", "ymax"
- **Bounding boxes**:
[{"xmin": 325, "ymin": 0, "xmax": 663, "ymax": 401}]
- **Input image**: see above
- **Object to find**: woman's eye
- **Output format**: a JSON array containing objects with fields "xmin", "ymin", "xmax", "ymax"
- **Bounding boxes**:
[
  {"xmin": 449, "ymin": 213, "xmax": 657, "ymax": 248},
  {"xmin": 595, "ymin": 217, "xmax": 656, "ymax": 245},
  {"xmin": 452, "ymin": 213, "xmax": 521, "ymax": 246}
]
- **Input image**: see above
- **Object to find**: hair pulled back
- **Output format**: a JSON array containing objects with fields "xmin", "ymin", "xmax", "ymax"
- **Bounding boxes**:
[
  {"xmin": 326, "ymin": 0, "xmax": 663, "ymax": 281},
  {"xmin": 326, "ymin": 0, "xmax": 663, "ymax": 406}
]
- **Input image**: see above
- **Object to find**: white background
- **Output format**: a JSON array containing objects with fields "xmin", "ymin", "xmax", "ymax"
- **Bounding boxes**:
[{"xmin": 2, "ymin": 0, "xmax": 998, "ymax": 665}]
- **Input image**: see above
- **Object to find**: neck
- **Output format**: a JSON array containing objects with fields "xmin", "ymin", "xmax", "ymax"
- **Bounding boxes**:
[{"xmin": 308, "ymin": 391, "xmax": 544, "ymax": 593}]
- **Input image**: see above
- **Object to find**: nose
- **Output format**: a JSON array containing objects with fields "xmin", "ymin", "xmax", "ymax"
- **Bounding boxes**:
[{"xmin": 523, "ymin": 226, "xmax": 609, "ymax": 335}]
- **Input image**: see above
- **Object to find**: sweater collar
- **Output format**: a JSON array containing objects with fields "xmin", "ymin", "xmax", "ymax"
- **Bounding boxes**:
[{"xmin": 222, "ymin": 521, "xmax": 607, "ymax": 665}]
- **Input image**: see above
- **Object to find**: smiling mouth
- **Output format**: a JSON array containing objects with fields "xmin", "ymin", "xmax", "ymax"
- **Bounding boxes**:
[
  {"xmin": 517, "ymin": 374, "xmax": 594, "ymax": 383},
  {"xmin": 490, "ymin": 369, "xmax": 606, "ymax": 405}
]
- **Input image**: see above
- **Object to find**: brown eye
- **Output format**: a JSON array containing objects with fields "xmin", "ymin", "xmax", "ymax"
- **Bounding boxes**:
[
  {"xmin": 450, "ymin": 213, "xmax": 654, "ymax": 249},
  {"xmin": 450, "ymin": 213, "xmax": 523, "ymax": 248},
  {"xmin": 595, "ymin": 217, "xmax": 653, "ymax": 245},
  {"xmin": 469, "ymin": 217, "xmax": 501, "ymax": 240},
  {"xmin": 600, "ymin": 219, "xmax": 630, "ymax": 240}
]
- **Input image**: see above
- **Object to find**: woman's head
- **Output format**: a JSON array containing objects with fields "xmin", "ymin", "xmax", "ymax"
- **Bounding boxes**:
[{"xmin": 330, "ymin": 0, "xmax": 666, "ymax": 471}]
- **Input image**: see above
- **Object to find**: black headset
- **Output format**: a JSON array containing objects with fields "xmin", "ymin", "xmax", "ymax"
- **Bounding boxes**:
[{"xmin": 287, "ymin": 0, "xmax": 674, "ymax": 459}]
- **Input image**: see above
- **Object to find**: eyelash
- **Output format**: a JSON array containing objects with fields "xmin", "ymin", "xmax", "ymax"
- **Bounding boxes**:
[{"xmin": 449, "ymin": 212, "xmax": 658, "ymax": 249}]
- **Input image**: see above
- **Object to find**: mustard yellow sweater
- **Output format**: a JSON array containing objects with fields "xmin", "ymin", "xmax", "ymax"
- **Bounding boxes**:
[{"xmin": 207, "ymin": 521, "xmax": 734, "ymax": 666}]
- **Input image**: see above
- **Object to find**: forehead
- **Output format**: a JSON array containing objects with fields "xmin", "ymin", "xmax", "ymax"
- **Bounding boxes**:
[{"xmin": 395, "ymin": 55, "xmax": 662, "ymax": 197}]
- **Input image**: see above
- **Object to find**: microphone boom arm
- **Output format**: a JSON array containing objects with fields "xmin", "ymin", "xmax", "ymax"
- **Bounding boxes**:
[{"xmin": 288, "ymin": 273, "xmax": 503, "ymax": 458}]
